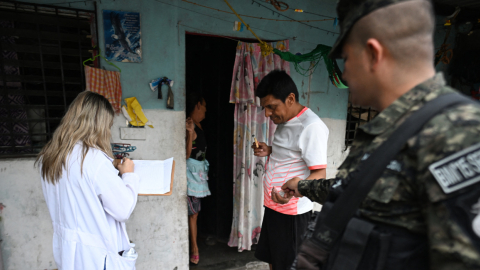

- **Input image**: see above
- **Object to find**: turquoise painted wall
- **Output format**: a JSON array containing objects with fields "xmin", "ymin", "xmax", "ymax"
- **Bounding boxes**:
[{"xmin": 31, "ymin": 0, "xmax": 349, "ymax": 120}]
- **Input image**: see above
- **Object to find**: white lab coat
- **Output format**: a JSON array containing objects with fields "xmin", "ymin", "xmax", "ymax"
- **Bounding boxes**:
[{"xmin": 41, "ymin": 143, "xmax": 140, "ymax": 270}]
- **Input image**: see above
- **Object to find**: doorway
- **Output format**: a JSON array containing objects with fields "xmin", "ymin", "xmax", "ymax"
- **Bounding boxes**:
[
  {"xmin": 186, "ymin": 33, "xmax": 236, "ymax": 240},
  {"xmin": 186, "ymin": 33, "xmax": 263, "ymax": 268}
]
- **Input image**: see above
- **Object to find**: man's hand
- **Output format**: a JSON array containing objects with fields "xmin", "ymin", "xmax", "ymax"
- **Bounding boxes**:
[
  {"xmin": 281, "ymin": 177, "xmax": 304, "ymax": 198},
  {"xmin": 271, "ymin": 187, "xmax": 294, "ymax": 204},
  {"xmin": 252, "ymin": 142, "xmax": 272, "ymax": 157}
]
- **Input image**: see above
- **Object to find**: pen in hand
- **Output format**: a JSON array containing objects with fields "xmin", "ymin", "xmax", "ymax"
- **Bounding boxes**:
[{"xmin": 117, "ymin": 158, "xmax": 134, "ymax": 175}]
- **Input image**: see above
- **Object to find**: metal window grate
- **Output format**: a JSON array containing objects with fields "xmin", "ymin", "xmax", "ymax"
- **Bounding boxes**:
[
  {"xmin": 0, "ymin": 0, "xmax": 98, "ymax": 158},
  {"xmin": 344, "ymin": 103, "xmax": 378, "ymax": 148}
]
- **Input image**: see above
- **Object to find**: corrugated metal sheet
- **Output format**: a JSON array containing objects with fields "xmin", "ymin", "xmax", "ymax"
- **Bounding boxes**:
[{"xmin": 434, "ymin": 0, "xmax": 480, "ymax": 9}]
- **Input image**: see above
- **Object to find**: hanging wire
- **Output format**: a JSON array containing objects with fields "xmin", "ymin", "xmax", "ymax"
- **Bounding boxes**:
[
  {"xmin": 294, "ymin": 56, "xmax": 322, "ymax": 76},
  {"xmin": 251, "ymin": 0, "xmax": 339, "ymax": 35},
  {"xmin": 266, "ymin": 0, "xmax": 335, "ymax": 19},
  {"xmin": 302, "ymin": 11, "xmax": 335, "ymax": 19},
  {"xmin": 266, "ymin": 0, "xmax": 289, "ymax": 12},
  {"xmin": 223, "ymin": 0, "xmax": 275, "ymax": 56},
  {"xmin": 176, "ymin": 0, "xmax": 333, "ymax": 22},
  {"xmin": 154, "ymin": 0, "xmax": 318, "ymax": 46}
]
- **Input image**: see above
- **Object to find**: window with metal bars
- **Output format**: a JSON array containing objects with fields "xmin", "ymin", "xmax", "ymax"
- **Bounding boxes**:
[
  {"xmin": 0, "ymin": 1, "xmax": 98, "ymax": 158},
  {"xmin": 345, "ymin": 103, "xmax": 378, "ymax": 148}
]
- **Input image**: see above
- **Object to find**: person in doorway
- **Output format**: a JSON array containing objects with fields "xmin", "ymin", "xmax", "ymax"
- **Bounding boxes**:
[
  {"xmin": 281, "ymin": 0, "xmax": 480, "ymax": 269},
  {"xmin": 252, "ymin": 70, "xmax": 329, "ymax": 270},
  {"xmin": 185, "ymin": 92, "xmax": 211, "ymax": 265},
  {"xmin": 37, "ymin": 91, "xmax": 140, "ymax": 270}
]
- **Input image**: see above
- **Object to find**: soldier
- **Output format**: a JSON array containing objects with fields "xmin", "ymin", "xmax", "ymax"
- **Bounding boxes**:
[{"xmin": 276, "ymin": 0, "xmax": 480, "ymax": 269}]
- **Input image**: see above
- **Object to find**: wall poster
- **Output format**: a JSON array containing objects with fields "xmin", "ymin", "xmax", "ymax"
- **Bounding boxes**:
[{"xmin": 103, "ymin": 10, "xmax": 142, "ymax": 63}]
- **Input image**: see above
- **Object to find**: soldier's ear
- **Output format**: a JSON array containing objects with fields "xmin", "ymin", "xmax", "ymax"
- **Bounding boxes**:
[{"xmin": 365, "ymin": 38, "xmax": 384, "ymax": 72}]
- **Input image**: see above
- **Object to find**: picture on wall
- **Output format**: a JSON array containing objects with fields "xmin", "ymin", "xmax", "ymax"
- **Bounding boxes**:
[{"xmin": 103, "ymin": 10, "xmax": 142, "ymax": 63}]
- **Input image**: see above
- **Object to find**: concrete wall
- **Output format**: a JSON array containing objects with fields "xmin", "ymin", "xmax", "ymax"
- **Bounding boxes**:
[
  {"xmin": 0, "ymin": 0, "xmax": 350, "ymax": 269},
  {"xmin": 0, "ymin": 159, "xmax": 53, "ymax": 269},
  {"xmin": 110, "ymin": 111, "xmax": 188, "ymax": 270},
  {"xmin": 0, "ymin": 111, "xmax": 188, "ymax": 270}
]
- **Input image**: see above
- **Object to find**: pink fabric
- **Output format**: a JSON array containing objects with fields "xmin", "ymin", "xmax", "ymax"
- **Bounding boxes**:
[
  {"xmin": 228, "ymin": 40, "xmax": 290, "ymax": 251},
  {"xmin": 229, "ymin": 41, "xmax": 290, "ymax": 105}
]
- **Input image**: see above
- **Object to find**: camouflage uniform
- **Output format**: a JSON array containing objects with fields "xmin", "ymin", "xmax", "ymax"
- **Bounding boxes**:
[{"xmin": 298, "ymin": 73, "xmax": 480, "ymax": 269}]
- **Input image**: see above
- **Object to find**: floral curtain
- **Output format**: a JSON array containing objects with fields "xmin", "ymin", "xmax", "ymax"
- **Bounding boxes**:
[{"xmin": 228, "ymin": 40, "xmax": 290, "ymax": 251}]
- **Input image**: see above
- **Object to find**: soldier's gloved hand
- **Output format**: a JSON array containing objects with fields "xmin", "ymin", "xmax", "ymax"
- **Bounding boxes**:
[
  {"xmin": 271, "ymin": 187, "xmax": 293, "ymax": 204},
  {"xmin": 282, "ymin": 177, "xmax": 304, "ymax": 198}
]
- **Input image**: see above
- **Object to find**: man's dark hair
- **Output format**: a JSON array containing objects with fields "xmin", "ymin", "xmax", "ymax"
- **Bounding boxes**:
[
  {"xmin": 255, "ymin": 70, "xmax": 299, "ymax": 102},
  {"xmin": 186, "ymin": 91, "xmax": 204, "ymax": 118}
]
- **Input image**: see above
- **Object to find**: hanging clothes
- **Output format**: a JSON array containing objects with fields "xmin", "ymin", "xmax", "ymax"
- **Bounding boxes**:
[
  {"xmin": 229, "ymin": 41, "xmax": 290, "ymax": 105},
  {"xmin": 84, "ymin": 65, "xmax": 122, "ymax": 114},
  {"xmin": 228, "ymin": 40, "xmax": 290, "ymax": 251},
  {"xmin": 122, "ymin": 97, "xmax": 153, "ymax": 128}
]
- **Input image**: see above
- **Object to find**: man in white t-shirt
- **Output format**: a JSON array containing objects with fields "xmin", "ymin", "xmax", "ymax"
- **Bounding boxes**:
[{"xmin": 252, "ymin": 70, "xmax": 329, "ymax": 269}]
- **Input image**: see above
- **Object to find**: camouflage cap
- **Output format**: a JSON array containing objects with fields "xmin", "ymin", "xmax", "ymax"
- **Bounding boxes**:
[{"xmin": 329, "ymin": 0, "xmax": 417, "ymax": 59}]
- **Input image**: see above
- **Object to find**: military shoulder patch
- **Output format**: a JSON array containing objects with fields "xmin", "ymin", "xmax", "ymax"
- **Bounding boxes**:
[{"xmin": 429, "ymin": 142, "xmax": 480, "ymax": 194}]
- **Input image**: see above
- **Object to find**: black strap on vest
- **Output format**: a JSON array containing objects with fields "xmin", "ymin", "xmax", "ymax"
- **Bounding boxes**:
[
  {"xmin": 331, "ymin": 218, "xmax": 375, "ymax": 270},
  {"xmin": 311, "ymin": 93, "xmax": 477, "ymax": 250}
]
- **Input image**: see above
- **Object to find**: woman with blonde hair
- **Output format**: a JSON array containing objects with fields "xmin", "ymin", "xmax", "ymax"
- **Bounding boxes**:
[{"xmin": 37, "ymin": 91, "xmax": 140, "ymax": 270}]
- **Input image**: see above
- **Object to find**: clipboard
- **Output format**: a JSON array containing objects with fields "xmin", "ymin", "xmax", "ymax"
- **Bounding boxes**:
[{"xmin": 136, "ymin": 159, "xmax": 175, "ymax": 196}]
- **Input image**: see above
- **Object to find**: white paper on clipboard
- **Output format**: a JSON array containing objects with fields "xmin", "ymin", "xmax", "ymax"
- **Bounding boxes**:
[{"xmin": 134, "ymin": 158, "xmax": 174, "ymax": 195}]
